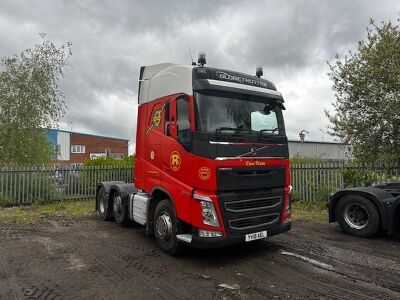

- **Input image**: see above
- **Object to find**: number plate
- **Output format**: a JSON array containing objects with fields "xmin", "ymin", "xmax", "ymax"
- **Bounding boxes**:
[{"xmin": 245, "ymin": 230, "xmax": 267, "ymax": 242}]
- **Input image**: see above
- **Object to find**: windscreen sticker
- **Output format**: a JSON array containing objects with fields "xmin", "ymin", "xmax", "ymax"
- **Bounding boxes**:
[
  {"xmin": 170, "ymin": 151, "xmax": 181, "ymax": 171},
  {"xmin": 199, "ymin": 167, "xmax": 211, "ymax": 180}
]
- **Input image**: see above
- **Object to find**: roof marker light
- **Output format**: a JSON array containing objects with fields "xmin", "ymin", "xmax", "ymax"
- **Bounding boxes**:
[
  {"xmin": 198, "ymin": 52, "xmax": 206, "ymax": 66},
  {"xmin": 256, "ymin": 66, "xmax": 263, "ymax": 78}
]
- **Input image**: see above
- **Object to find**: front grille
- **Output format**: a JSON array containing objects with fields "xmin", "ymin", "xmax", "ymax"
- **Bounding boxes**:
[
  {"xmin": 217, "ymin": 166, "xmax": 286, "ymax": 190},
  {"xmin": 217, "ymin": 185, "xmax": 285, "ymax": 237},
  {"xmin": 225, "ymin": 196, "xmax": 281, "ymax": 213},
  {"xmin": 229, "ymin": 214, "xmax": 280, "ymax": 230}
]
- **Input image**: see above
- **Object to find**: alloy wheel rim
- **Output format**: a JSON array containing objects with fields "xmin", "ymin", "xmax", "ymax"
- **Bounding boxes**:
[
  {"xmin": 156, "ymin": 212, "xmax": 172, "ymax": 241},
  {"xmin": 344, "ymin": 203, "xmax": 369, "ymax": 229}
]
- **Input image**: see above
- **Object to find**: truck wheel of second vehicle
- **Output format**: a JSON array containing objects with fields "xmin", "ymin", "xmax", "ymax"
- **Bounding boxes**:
[
  {"xmin": 335, "ymin": 195, "xmax": 380, "ymax": 238},
  {"xmin": 97, "ymin": 186, "xmax": 113, "ymax": 221},
  {"xmin": 154, "ymin": 199, "xmax": 184, "ymax": 255},
  {"xmin": 113, "ymin": 191, "xmax": 129, "ymax": 225}
]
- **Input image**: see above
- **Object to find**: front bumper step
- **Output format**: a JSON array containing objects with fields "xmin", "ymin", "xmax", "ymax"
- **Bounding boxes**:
[
  {"xmin": 176, "ymin": 234, "xmax": 192, "ymax": 243},
  {"xmin": 176, "ymin": 222, "xmax": 291, "ymax": 249}
]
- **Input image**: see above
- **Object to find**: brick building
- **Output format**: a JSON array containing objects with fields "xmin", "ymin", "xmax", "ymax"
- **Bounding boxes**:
[{"xmin": 47, "ymin": 129, "xmax": 129, "ymax": 167}]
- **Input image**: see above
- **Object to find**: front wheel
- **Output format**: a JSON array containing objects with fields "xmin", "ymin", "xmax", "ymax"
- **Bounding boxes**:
[
  {"xmin": 335, "ymin": 195, "xmax": 380, "ymax": 238},
  {"xmin": 153, "ymin": 200, "xmax": 184, "ymax": 255}
]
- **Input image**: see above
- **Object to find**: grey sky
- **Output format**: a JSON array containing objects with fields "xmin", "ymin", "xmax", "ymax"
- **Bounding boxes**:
[{"xmin": 0, "ymin": 0, "xmax": 399, "ymax": 153}]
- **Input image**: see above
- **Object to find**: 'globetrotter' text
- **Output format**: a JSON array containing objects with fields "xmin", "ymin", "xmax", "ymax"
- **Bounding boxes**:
[{"xmin": 216, "ymin": 71, "xmax": 268, "ymax": 88}]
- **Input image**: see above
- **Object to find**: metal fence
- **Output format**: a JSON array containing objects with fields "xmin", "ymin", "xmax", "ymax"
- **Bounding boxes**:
[
  {"xmin": 1, "ymin": 162, "xmax": 400, "ymax": 206},
  {"xmin": 291, "ymin": 162, "xmax": 400, "ymax": 202},
  {"xmin": 0, "ymin": 165, "xmax": 133, "ymax": 206}
]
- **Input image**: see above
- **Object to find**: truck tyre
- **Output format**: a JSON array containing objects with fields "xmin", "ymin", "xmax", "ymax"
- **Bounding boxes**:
[
  {"xmin": 97, "ymin": 186, "xmax": 113, "ymax": 221},
  {"xmin": 335, "ymin": 195, "xmax": 380, "ymax": 238},
  {"xmin": 153, "ymin": 199, "xmax": 184, "ymax": 255},
  {"xmin": 112, "ymin": 191, "xmax": 129, "ymax": 225}
]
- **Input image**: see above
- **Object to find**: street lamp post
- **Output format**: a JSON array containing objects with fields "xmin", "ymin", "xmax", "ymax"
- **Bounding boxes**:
[{"xmin": 296, "ymin": 130, "xmax": 309, "ymax": 156}]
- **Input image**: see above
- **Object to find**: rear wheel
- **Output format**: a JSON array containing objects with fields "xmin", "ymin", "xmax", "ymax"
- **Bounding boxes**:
[
  {"xmin": 335, "ymin": 195, "xmax": 380, "ymax": 237},
  {"xmin": 113, "ymin": 191, "xmax": 129, "ymax": 225},
  {"xmin": 97, "ymin": 187, "xmax": 113, "ymax": 221},
  {"xmin": 153, "ymin": 200, "xmax": 184, "ymax": 255}
]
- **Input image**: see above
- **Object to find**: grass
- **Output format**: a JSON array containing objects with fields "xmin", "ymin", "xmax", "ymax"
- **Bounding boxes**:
[
  {"xmin": 0, "ymin": 198, "xmax": 95, "ymax": 225},
  {"xmin": 292, "ymin": 200, "xmax": 328, "ymax": 223},
  {"xmin": 0, "ymin": 198, "xmax": 328, "ymax": 225}
]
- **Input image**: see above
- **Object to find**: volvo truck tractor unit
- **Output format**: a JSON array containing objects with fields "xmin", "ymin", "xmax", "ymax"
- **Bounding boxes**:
[{"xmin": 96, "ymin": 54, "xmax": 292, "ymax": 254}]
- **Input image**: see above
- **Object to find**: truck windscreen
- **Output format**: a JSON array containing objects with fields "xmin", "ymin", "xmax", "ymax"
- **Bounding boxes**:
[{"xmin": 194, "ymin": 91, "xmax": 285, "ymax": 136}]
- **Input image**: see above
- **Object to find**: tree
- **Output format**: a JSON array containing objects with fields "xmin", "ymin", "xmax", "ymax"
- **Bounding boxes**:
[
  {"xmin": 0, "ymin": 34, "xmax": 71, "ymax": 166},
  {"xmin": 326, "ymin": 19, "xmax": 400, "ymax": 162}
]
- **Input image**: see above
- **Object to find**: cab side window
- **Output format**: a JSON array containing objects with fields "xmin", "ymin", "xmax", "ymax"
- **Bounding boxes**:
[{"xmin": 176, "ymin": 97, "xmax": 190, "ymax": 144}]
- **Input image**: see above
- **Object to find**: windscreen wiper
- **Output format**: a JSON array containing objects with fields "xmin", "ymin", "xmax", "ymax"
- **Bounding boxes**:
[
  {"xmin": 234, "ymin": 144, "xmax": 272, "ymax": 158},
  {"xmin": 259, "ymin": 128, "xmax": 279, "ymax": 135}
]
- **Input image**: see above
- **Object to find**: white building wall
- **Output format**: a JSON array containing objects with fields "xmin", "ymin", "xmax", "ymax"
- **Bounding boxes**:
[
  {"xmin": 288, "ymin": 140, "xmax": 350, "ymax": 160},
  {"xmin": 57, "ymin": 131, "xmax": 71, "ymax": 161}
]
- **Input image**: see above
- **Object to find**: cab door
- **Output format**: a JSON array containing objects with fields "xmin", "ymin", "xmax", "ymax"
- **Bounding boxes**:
[
  {"xmin": 161, "ymin": 95, "xmax": 193, "ymax": 222},
  {"xmin": 162, "ymin": 95, "xmax": 191, "ymax": 173}
]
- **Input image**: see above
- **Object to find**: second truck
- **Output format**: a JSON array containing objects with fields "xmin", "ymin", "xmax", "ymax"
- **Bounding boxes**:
[{"xmin": 96, "ymin": 54, "xmax": 292, "ymax": 254}]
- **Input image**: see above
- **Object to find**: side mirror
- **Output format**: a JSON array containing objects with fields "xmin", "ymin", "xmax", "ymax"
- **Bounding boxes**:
[
  {"xmin": 262, "ymin": 109, "xmax": 271, "ymax": 115},
  {"xmin": 263, "ymin": 103, "xmax": 274, "ymax": 114}
]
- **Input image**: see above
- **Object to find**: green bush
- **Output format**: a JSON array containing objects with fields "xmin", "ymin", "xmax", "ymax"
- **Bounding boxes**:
[
  {"xmin": 315, "ymin": 185, "xmax": 336, "ymax": 202},
  {"xmin": 0, "ymin": 194, "xmax": 15, "ymax": 206},
  {"xmin": 298, "ymin": 181, "xmax": 337, "ymax": 203},
  {"xmin": 340, "ymin": 167, "xmax": 375, "ymax": 187},
  {"xmin": 83, "ymin": 155, "xmax": 135, "ymax": 167},
  {"xmin": 291, "ymin": 191, "xmax": 302, "ymax": 202},
  {"xmin": 290, "ymin": 157, "xmax": 328, "ymax": 165}
]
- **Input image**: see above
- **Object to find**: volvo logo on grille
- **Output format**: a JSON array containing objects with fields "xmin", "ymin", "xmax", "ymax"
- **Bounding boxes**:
[
  {"xmin": 250, "ymin": 147, "xmax": 258, "ymax": 156},
  {"xmin": 219, "ymin": 167, "xmax": 233, "ymax": 171}
]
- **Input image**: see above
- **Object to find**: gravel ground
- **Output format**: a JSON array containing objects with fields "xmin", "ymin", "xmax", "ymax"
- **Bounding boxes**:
[{"xmin": 0, "ymin": 216, "xmax": 399, "ymax": 299}]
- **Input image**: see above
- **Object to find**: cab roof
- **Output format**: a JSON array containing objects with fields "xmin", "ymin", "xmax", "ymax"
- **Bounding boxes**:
[{"xmin": 138, "ymin": 64, "xmax": 281, "ymax": 104}]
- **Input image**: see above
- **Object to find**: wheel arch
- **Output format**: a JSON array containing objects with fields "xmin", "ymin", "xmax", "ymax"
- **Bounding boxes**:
[
  {"xmin": 329, "ymin": 188, "xmax": 392, "ymax": 230},
  {"xmin": 95, "ymin": 181, "xmax": 125, "ymax": 211},
  {"xmin": 146, "ymin": 186, "xmax": 175, "ymax": 235},
  {"xmin": 96, "ymin": 181, "xmax": 135, "ymax": 210}
]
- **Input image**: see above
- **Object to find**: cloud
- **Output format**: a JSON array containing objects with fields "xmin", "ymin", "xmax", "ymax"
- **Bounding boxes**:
[{"xmin": 0, "ymin": 0, "xmax": 399, "ymax": 152}]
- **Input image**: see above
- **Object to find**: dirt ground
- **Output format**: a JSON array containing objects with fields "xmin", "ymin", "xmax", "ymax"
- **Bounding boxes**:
[{"xmin": 0, "ymin": 216, "xmax": 399, "ymax": 300}]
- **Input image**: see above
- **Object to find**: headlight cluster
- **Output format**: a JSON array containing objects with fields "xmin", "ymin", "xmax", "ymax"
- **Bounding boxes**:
[{"xmin": 194, "ymin": 193, "xmax": 220, "ymax": 227}]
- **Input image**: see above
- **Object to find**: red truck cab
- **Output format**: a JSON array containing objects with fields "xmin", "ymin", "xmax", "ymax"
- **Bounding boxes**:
[{"xmin": 96, "ymin": 59, "xmax": 291, "ymax": 254}]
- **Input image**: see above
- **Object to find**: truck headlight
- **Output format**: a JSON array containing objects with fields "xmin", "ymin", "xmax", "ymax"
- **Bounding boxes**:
[{"xmin": 194, "ymin": 193, "xmax": 220, "ymax": 227}]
